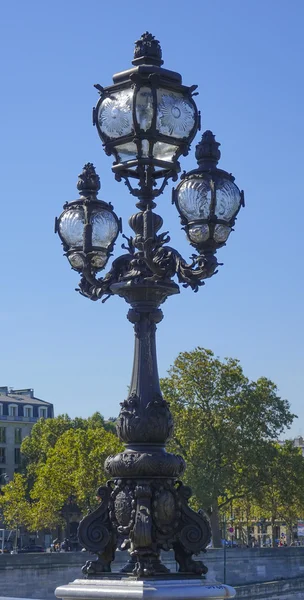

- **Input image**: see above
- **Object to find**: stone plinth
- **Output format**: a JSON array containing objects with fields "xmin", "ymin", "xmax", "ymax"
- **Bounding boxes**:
[{"xmin": 55, "ymin": 578, "xmax": 236, "ymax": 600}]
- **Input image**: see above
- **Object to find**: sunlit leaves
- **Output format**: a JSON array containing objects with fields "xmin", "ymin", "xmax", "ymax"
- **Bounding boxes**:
[
  {"xmin": 161, "ymin": 347, "xmax": 296, "ymax": 546},
  {"xmin": 0, "ymin": 414, "xmax": 122, "ymax": 531}
]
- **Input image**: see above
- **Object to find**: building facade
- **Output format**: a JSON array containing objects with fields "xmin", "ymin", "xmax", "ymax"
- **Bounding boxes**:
[
  {"xmin": 293, "ymin": 436, "xmax": 304, "ymax": 456},
  {"xmin": 0, "ymin": 387, "xmax": 53, "ymax": 483}
]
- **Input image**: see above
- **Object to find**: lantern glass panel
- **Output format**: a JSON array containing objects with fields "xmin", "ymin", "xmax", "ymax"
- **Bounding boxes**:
[
  {"xmin": 188, "ymin": 224, "xmax": 210, "ymax": 244},
  {"xmin": 59, "ymin": 208, "xmax": 85, "ymax": 247},
  {"xmin": 142, "ymin": 139, "xmax": 150, "ymax": 157},
  {"xmin": 156, "ymin": 89, "xmax": 195, "ymax": 138},
  {"xmin": 215, "ymin": 179, "xmax": 241, "ymax": 221},
  {"xmin": 177, "ymin": 179, "xmax": 212, "ymax": 220},
  {"xmin": 68, "ymin": 253, "xmax": 85, "ymax": 270},
  {"xmin": 214, "ymin": 224, "xmax": 231, "ymax": 243},
  {"xmin": 116, "ymin": 142, "xmax": 138, "ymax": 163},
  {"xmin": 136, "ymin": 87, "xmax": 154, "ymax": 131},
  {"xmin": 98, "ymin": 89, "xmax": 133, "ymax": 139},
  {"xmin": 90, "ymin": 253, "xmax": 108, "ymax": 270},
  {"xmin": 91, "ymin": 208, "xmax": 118, "ymax": 248},
  {"xmin": 153, "ymin": 141, "xmax": 179, "ymax": 162}
]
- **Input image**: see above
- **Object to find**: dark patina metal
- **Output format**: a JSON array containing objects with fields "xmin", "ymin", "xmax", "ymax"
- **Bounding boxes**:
[
  {"xmin": 92, "ymin": 32, "xmax": 199, "ymax": 200},
  {"xmin": 173, "ymin": 131, "xmax": 245, "ymax": 255},
  {"xmin": 56, "ymin": 33, "xmax": 243, "ymax": 580}
]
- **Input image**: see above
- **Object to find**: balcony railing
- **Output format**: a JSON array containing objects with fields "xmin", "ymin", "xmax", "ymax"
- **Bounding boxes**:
[{"xmin": 0, "ymin": 416, "xmax": 38, "ymax": 422}]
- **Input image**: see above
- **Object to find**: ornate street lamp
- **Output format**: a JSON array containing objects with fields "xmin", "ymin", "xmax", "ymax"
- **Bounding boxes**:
[
  {"xmin": 93, "ymin": 31, "xmax": 199, "ymax": 198},
  {"xmin": 55, "ymin": 163, "xmax": 121, "ymax": 276},
  {"xmin": 173, "ymin": 130, "xmax": 244, "ymax": 254},
  {"xmin": 55, "ymin": 32, "xmax": 243, "ymax": 597}
]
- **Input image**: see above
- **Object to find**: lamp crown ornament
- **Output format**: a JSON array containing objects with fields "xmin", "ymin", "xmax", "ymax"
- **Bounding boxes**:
[
  {"xmin": 133, "ymin": 31, "xmax": 163, "ymax": 66},
  {"xmin": 195, "ymin": 130, "xmax": 221, "ymax": 168},
  {"xmin": 77, "ymin": 162, "xmax": 100, "ymax": 197}
]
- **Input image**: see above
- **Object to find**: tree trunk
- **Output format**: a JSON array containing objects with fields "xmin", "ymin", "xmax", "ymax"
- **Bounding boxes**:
[
  {"xmin": 65, "ymin": 505, "xmax": 70, "ymax": 539},
  {"xmin": 210, "ymin": 500, "xmax": 222, "ymax": 548},
  {"xmin": 271, "ymin": 516, "xmax": 276, "ymax": 547},
  {"xmin": 247, "ymin": 525, "xmax": 251, "ymax": 546},
  {"xmin": 286, "ymin": 521, "xmax": 293, "ymax": 545}
]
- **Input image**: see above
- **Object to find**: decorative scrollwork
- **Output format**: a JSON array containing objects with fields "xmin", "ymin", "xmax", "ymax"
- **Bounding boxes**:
[
  {"xmin": 78, "ymin": 485, "xmax": 116, "ymax": 576},
  {"xmin": 144, "ymin": 244, "xmax": 219, "ymax": 292},
  {"xmin": 78, "ymin": 486, "xmax": 111, "ymax": 553},
  {"xmin": 172, "ymin": 481, "xmax": 211, "ymax": 576},
  {"xmin": 77, "ymin": 253, "xmax": 133, "ymax": 302},
  {"xmin": 105, "ymin": 450, "xmax": 185, "ymax": 479},
  {"xmin": 77, "ymin": 205, "xmax": 219, "ymax": 301},
  {"xmin": 116, "ymin": 393, "xmax": 173, "ymax": 444}
]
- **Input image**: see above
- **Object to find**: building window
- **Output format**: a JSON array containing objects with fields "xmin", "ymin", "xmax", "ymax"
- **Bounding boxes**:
[
  {"xmin": 24, "ymin": 406, "xmax": 33, "ymax": 418},
  {"xmin": 0, "ymin": 428, "xmax": 6, "ymax": 443},
  {"xmin": 9, "ymin": 405, "xmax": 17, "ymax": 417},
  {"xmin": 0, "ymin": 448, "xmax": 6, "ymax": 463},
  {"xmin": 39, "ymin": 407, "xmax": 47, "ymax": 419},
  {"xmin": 0, "ymin": 467, "xmax": 7, "ymax": 485},
  {"xmin": 0, "ymin": 404, "xmax": 3, "ymax": 416},
  {"xmin": 14, "ymin": 448, "xmax": 21, "ymax": 465},
  {"xmin": 15, "ymin": 428, "xmax": 22, "ymax": 444}
]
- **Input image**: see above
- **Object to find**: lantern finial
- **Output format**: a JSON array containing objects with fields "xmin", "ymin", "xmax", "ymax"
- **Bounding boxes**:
[
  {"xmin": 77, "ymin": 163, "xmax": 100, "ymax": 197},
  {"xmin": 195, "ymin": 130, "xmax": 221, "ymax": 169},
  {"xmin": 133, "ymin": 32, "xmax": 163, "ymax": 67}
]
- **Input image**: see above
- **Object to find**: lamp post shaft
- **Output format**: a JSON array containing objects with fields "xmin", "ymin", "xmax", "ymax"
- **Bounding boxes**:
[
  {"xmin": 112, "ymin": 199, "xmax": 178, "ymax": 445},
  {"xmin": 128, "ymin": 308, "xmax": 163, "ymax": 412}
]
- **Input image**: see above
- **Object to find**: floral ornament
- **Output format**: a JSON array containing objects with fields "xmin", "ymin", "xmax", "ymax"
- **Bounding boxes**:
[
  {"xmin": 99, "ymin": 90, "xmax": 133, "ymax": 139},
  {"xmin": 157, "ymin": 93, "xmax": 195, "ymax": 138}
]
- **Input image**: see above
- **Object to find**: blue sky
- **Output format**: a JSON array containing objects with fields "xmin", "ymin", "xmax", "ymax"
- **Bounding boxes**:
[{"xmin": 0, "ymin": 0, "xmax": 303, "ymax": 437}]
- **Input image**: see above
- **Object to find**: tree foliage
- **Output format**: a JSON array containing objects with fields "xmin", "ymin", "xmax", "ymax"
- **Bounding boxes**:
[
  {"xmin": 253, "ymin": 441, "xmax": 304, "ymax": 542},
  {"xmin": 0, "ymin": 474, "xmax": 33, "ymax": 531},
  {"xmin": 0, "ymin": 413, "xmax": 123, "ymax": 532},
  {"xmin": 1, "ymin": 349, "xmax": 301, "ymax": 547},
  {"xmin": 30, "ymin": 427, "xmax": 122, "ymax": 530},
  {"xmin": 21, "ymin": 413, "xmax": 114, "ymax": 475},
  {"xmin": 161, "ymin": 347, "xmax": 296, "ymax": 546}
]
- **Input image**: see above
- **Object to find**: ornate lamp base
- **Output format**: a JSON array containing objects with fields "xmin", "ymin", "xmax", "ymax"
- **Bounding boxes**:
[{"xmin": 55, "ymin": 577, "xmax": 236, "ymax": 600}]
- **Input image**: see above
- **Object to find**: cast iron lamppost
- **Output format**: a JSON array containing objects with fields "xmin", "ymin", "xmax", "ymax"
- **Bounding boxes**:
[{"xmin": 55, "ymin": 32, "xmax": 243, "ymax": 583}]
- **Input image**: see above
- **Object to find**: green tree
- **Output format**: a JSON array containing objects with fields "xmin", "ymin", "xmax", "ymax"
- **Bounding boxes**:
[
  {"xmin": 21, "ymin": 412, "xmax": 112, "ymax": 476},
  {"xmin": 253, "ymin": 441, "xmax": 304, "ymax": 545},
  {"xmin": 0, "ymin": 414, "xmax": 122, "ymax": 534},
  {"xmin": 0, "ymin": 474, "xmax": 32, "ymax": 532},
  {"xmin": 30, "ymin": 427, "xmax": 122, "ymax": 531},
  {"xmin": 161, "ymin": 347, "xmax": 295, "ymax": 547}
]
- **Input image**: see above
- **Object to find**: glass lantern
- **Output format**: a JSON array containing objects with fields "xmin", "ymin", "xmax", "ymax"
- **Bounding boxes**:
[
  {"xmin": 93, "ymin": 33, "xmax": 199, "ymax": 183},
  {"xmin": 173, "ymin": 131, "xmax": 244, "ymax": 252},
  {"xmin": 55, "ymin": 163, "xmax": 121, "ymax": 273}
]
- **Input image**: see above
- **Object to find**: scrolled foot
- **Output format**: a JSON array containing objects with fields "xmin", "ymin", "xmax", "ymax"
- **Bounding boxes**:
[
  {"xmin": 173, "ymin": 543, "xmax": 208, "ymax": 576},
  {"xmin": 82, "ymin": 555, "xmax": 112, "ymax": 576},
  {"xmin": 171, "ymin": 482, "xmax": 211, "ymax": 576},
  {"xmin": 131, "ymin": 556, "xmax": 170, "ymax": 577}
]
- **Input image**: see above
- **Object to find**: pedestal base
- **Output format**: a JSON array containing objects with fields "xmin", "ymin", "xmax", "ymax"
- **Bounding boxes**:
[{"xmin": 55, "ymin": 578, "xmax": 236, "ymax": 600}]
